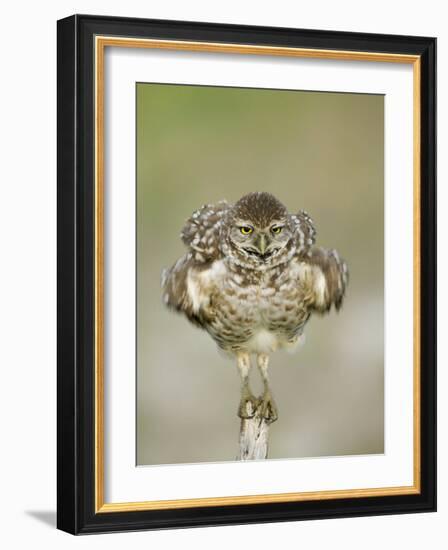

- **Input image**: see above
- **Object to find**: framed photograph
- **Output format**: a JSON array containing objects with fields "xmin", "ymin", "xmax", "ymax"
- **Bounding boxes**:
[{"xmin": 57, "ymin": 14, "xmax": 436, "ymax": 534}]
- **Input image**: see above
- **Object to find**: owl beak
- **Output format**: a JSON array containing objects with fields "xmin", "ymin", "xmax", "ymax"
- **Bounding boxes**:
[{"xmin": 256, "ymin": 234, "xmax": 267, "ymax": 255}]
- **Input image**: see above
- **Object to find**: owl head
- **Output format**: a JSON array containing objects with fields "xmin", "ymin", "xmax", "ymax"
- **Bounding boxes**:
[{"xmin": 223, "ymin": 192, "xmax": 295, "ymax": 268}]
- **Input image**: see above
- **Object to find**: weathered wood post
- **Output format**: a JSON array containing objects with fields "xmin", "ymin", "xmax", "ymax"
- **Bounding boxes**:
[{"xmin": 237, "ymin": 401, "xmax": 270, "ymax": 460}]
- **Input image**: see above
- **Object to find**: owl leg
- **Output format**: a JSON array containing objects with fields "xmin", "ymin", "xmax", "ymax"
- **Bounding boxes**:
[
  {"xmin": 257, "ymin": 353, "xmax": 278, "ymax": 423},
  {"xmin": 237, "ymin": 352, "xmax": 258, "ymax": 419}
]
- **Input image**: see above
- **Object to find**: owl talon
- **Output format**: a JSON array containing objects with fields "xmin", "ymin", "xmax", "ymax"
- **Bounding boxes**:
[
  {"xmin": 260, "ymin": 391, "xmax": 278, "ymax": 423},
  {"xmin": 238, "ymin": 393, "xmax": 258, "ymax": 419}
]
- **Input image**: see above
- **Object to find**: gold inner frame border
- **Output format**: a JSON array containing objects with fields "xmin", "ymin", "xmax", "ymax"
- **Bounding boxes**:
[{"xmin": 94, "ymin": 35, "xmax": 421, "ymax": 513}]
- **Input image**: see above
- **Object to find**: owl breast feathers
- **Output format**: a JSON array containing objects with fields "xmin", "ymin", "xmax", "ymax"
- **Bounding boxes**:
[{"xmin": 161, "ymin": 192, "xmax": 348, "ymax": 355}]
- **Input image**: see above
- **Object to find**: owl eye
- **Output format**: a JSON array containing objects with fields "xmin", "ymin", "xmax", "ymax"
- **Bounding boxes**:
[
  {"xmin": 271, "ymin": 226, "xmax": 283, "ymax": 234},
  {"xmin": 240, "ymin": 226, "xmax": 253, "ymax": 235}
]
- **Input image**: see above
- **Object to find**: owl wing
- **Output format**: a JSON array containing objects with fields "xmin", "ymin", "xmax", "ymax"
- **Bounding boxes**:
[
  {"xmin": 180, "ymin": 200, "xmax": 230, "ymax": 263},
  {"xmin": 161, "ymin": 253, "xmax": 204, "ymax": 327},
  {"xmin": 291, "ymin": 210, "xmax": 317, "ymax": 256},
  {"xmin": 296, "ymin": 246, "xmax": 349, "ymax": 313},
  {"xmin": 161, "ymin": 201, "xmax": 231, "ymax": 326}
]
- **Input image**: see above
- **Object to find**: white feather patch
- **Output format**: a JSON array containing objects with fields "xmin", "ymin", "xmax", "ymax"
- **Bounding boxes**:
[
  {"xmin": 186, "ymin": 260, "xmax": 227, "ymax": 314},
  {"xmin": 313, "ymin": 268, "xmax": 327, "ymax": 307},
  {"xmin": 293, "ymin": 261, "xmax": 328, "ymax": 307},
  {"xmin": 186, "ymin": 270, "xmax": 204, "ymax": 313},
  {"xmin": 246, "ymin": 329, "xmax": 279, "ymax": 354}
]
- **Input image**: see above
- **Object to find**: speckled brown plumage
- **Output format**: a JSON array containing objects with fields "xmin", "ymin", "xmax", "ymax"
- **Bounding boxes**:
[{"xmin": 161, "ymin": 192, "xmax": 348, "ymax": 422}]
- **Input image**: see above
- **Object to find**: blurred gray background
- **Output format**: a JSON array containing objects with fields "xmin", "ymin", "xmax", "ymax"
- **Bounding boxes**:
[{"xmin": 136, "ymin": 83, "xmax": 384, "ymax": 465}]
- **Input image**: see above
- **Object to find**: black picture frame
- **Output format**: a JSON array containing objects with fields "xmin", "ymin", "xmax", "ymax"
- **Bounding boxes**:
[{"xmin": 57, "ymin": 14, "xmax": 436, "ymax": 534}]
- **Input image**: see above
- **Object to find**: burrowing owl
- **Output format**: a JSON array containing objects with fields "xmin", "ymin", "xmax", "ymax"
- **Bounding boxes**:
[{"xmin": 162, "ymin": 192, "xmax": 348, "ymax": 423}]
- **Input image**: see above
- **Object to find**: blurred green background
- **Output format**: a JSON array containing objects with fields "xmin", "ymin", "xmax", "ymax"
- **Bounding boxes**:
[{"xmin": 136, "ymin": 83, "xmax": 384, "ymax": 465}]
